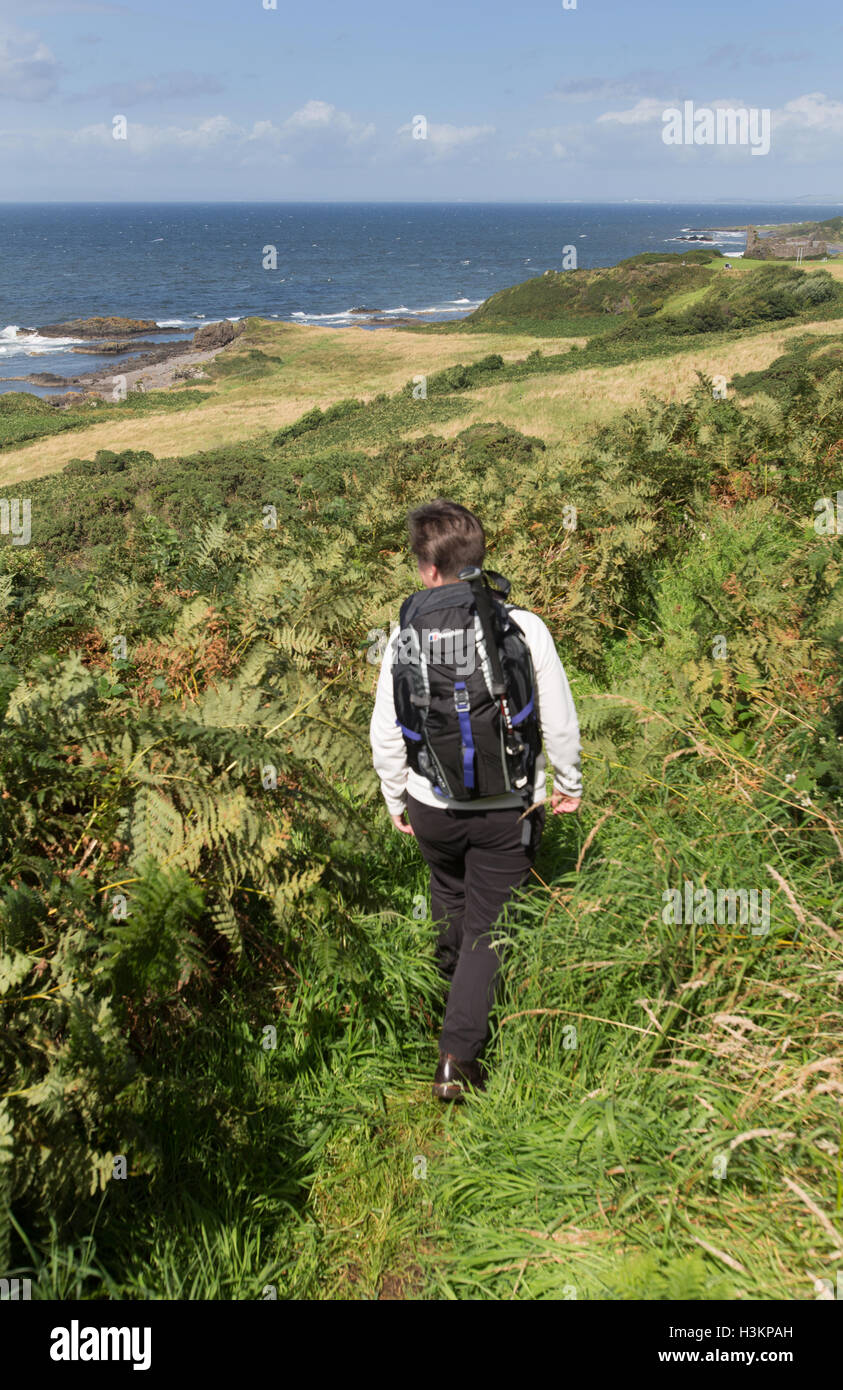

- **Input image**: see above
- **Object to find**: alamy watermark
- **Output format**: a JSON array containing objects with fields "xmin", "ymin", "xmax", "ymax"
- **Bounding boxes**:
[
  {"xmin": 0, "ymin": 498, "xmax": 31, "ymax": 545},
  {"xmin": 662, "ymin": 879, "xmax": 770, "ymax": 936},
  {"xmin": 814, "ymin": 491, "xmax": 843, "ymax": 535},
  {"xmin": 662, "ymin": 102, "xmax": 771, "ymax": 157},
  {"xmin": 367, "ymin": 622, "xmax": 476, "ymax": 676},
  {"xmin": 0, "ymin": 1277, "xmax": 31, "ymax": 1300},
  {"xmin": 50, "ymin": 1321, "xmax": 151, "ymax": 1371}
]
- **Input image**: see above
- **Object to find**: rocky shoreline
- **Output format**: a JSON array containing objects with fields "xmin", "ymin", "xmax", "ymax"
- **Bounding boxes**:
[
  {"xmin": 5, "ymin": 317, "xmax": 247, "ymax": 404},
  {"xmin": 4, "ymin": 311, "xmax": 429, "ymax": 404}
]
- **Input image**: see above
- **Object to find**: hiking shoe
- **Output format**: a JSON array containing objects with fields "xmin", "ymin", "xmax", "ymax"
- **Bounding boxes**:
[{"xmin": 432, "ymin": 1052, "xmax": 487, "ymax": 1101}]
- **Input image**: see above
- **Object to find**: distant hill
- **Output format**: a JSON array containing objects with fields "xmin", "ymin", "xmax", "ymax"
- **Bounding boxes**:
[
  {"xmin": 757, "ymin": 214, "xmax": 843, "ymax": 244},
  {"xmin": 466, "ymin": 249, "xmax": 843, "ymax": 341},
  {"xmin": 784, "ymin": 214, "xmax": 843, "ymax": 240},
  {"xmin": 466, "ymin": 250, "xmax": 721, "ymax": 328}
]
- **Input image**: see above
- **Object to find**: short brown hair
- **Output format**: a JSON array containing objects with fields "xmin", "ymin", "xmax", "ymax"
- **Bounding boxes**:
[{"xmin": 407, "ymin": 499, "xmax": 486, "ymax": 580}]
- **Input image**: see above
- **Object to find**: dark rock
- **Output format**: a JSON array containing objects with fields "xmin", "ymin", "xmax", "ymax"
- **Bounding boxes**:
[
  {"xmin": 349, "ymin": 306, "xmax": 381, "ymax": 314},
  {"xmin": 36, "ymin": 317, "xmax": 168, "ymax": 338},
  {"xmin": 192, "ymin": 319, "xmax": 246, "ymax": 349},
  {"xmin": 71, "ymin": 340, "xmax": 164, "ymax": 355}
]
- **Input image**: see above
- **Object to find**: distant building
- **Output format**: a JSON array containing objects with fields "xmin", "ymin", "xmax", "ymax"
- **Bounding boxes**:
[{"xmin": 744, "ymin": 225, "xmax": 828, "ymax": 261}]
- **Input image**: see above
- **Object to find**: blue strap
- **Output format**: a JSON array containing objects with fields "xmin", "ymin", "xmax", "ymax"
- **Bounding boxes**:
[
  {"xmin": 395, "ymin": 718, "xmax": 422, "ymax": 742},
  {"xmin": 511, "ymin": 693, "xmax": 534, "ymax": 727},
  {"xmin": 453, "ymin": 681, "xmax": 475, "ymax": 791}
]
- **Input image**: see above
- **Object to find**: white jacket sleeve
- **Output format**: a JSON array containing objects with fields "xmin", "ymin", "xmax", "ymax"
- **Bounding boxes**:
[
  {"xmin": 369, "ymin": 627, "xmax": 410, "ymax": 816},
  {"xmin": 517, "ymin": 610, "xmax": 583, "ymax": 799}
]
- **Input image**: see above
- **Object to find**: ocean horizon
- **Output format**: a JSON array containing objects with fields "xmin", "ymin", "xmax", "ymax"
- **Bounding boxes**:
[{"xmin": 1, "ymin": 200, "xmax": 840, "ymax": 392}]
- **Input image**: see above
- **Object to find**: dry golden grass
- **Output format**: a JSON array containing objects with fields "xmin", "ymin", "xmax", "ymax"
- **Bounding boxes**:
[
  {"xmin": 0, "ymin": 322, "xmax": 586, "ymax": 485},
  {"xmin": 3, "ymin": 313, "xmax": 842, "ymax": 483},
  {"xmin": 395, "ymin": 316, "xmax": 843, "ymax": 448}
]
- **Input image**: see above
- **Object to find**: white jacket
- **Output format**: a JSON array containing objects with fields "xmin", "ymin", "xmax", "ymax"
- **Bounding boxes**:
[{"xmin": 369, "ymin": 605, "xmax": 582, "ymax": 814}]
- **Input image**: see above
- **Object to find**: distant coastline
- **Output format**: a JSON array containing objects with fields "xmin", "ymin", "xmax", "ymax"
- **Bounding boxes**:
[{"xmin": 2, "ymin": 201, "xmax": 841, "ymax": 400}]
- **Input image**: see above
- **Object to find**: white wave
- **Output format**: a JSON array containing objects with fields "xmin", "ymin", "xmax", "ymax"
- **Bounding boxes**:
[
  {"xmin": 288, "ymin": 296, "xmax": 482, "ymax": 325},
  {"xmin": 673, "ymin": 229, "xmax": 746, "ymax": 245},
  {"xmin": 291, "ymin": 309, "xmax": 355, "ymax": 322},
  {"xmin": 170, "ymin": 314, "xmax": 240, "ymax": 326},
  {"xmin": 0, "ymin": 325, "xmax": 87, "ymax": 356}
]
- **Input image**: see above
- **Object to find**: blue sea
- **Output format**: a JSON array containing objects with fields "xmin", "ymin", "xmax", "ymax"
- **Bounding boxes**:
[{"xmin": 0, "ymin": 201, "xmax": 840, "ymax": 394}]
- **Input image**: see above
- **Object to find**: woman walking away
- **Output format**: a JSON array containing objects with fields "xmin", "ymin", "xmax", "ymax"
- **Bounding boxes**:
[{"xmin": 369, "ymin": 499, "xmax": 582, "ymax": 1100}]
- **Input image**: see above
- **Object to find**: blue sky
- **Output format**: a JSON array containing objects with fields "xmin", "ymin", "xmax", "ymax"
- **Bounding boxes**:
[{"xmin": 0, "ymin": 0, "xmax": 840, "ymax": 200}]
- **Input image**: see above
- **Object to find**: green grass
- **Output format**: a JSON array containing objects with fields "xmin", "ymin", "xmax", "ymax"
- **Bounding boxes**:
[{"xmin": 0, "ymin": 386, "xmax": 214, "ymax": 450}]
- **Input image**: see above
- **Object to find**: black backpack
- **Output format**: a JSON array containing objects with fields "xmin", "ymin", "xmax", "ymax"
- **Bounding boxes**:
[{"xmin": 392, "ymin": 567, "xmax": 541, "ymax": 804}]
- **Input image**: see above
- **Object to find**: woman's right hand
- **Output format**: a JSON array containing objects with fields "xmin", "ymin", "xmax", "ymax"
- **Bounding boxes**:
[{"xmin": 391, "ymin": 810, "xmax": 416, "ymax": 835}]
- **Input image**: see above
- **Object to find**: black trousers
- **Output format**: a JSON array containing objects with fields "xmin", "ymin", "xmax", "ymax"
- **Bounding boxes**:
[{"xmin": 406, "ymin": 794, "xmax": 545, "ymax": 1062}]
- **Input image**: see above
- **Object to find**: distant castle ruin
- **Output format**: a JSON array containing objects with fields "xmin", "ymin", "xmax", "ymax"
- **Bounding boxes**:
[{"xmin": 744, "ymin": 225, "xmax": 827, "ymax": 261}]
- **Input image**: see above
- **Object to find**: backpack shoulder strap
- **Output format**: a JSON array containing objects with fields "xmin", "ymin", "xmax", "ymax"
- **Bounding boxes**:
[
  {"xmin": 393, "ymin": 594, "xmax": 430, "ymax": 710},
  {"xmin": 398, "ymin": 592, "xmax": 415, "ymax": 629}
]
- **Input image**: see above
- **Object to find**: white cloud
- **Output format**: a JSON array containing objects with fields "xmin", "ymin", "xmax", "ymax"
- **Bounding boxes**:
[
  {"xmin": 395, "ymin": 119, "xmax": 496, "ymax": 160},
  {"xmin": 7, "ymin": 102, "xmax": 377, "ymax": 165},
  {"xmin": 66, "ymin": 114, "xmax": 240, "ymax": 154},
  {"xmin": 249, "ymin": 119, "xmax": 277, "ymax": 141},
  {"xmin": 241, "ymin": 101, "xmax": 375, "ymax": 154},
  {"xmin": 592, "ymin": 90, "xmax": 843, "ymax": 162},
  {"xmin": 778, "ymin": 91, "xmax": 843, "ymax": 131},
  {"xmin": 597, "ymin": 98, "xmax": 672, "ymax": 127},
  {"xmin": 0, "ymin": 26, "xmax": 60, "ymax": 101},
  {"xmin": 426, "ymin": 122, "xmax": 495, "ymax": 150},
  {"xmin": 283, "ymin": 98, "xmax": 374, "ymax": 143},
  {"xmin": 4, "ymin": 89, "xmax": 843, "ymax": 183}
]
